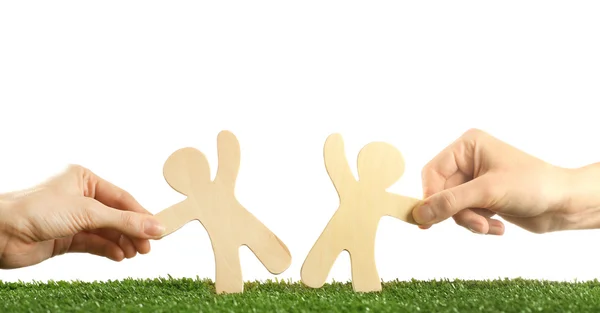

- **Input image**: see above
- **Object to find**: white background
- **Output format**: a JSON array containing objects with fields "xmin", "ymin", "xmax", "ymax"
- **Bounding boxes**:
[{"xmin": 1, "ymin": 1, "xmax": 600, "ymax": 284}]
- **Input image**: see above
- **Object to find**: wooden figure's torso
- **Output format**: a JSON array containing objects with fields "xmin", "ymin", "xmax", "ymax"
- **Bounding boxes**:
[
  {"xmin": 327, "ymin": 181, "xmax": 386, "ymax": 247},
  {"xmin": 186, "ymin": 182, "xmax": 247, "ymax": 245}
]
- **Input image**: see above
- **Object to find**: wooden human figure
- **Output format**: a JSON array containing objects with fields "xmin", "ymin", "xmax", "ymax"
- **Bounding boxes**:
[
  {"xmin": 300, "ymin": 133, "xmax": 423, "ymax": 293},
  {"xmin": 154, "ymin": 130, "xmax": 292, "ymax": 294}
]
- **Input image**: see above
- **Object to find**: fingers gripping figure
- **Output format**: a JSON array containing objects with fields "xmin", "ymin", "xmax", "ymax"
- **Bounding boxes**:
[
  {"xmin": 301, "ymin": 133, "xmax": 423, "ymax": 292},
  {"xmin": 154, "ymin": 131, "xmax": 292, "ymax": 294}
]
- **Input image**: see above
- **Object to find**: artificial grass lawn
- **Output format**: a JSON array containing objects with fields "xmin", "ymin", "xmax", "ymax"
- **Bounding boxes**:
[{"xmin": 1, "ymin": 277, "xmax": 600, "ymax": 312}]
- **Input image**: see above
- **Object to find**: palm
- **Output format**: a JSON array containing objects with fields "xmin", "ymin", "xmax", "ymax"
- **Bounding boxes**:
[
  {"xmin": 0, "ymin": 227, "xmax": 132, "ymax": 268},
  {"xmin": 498, "ymin": 213, "xmax": 561, "ymax": 234},
  {"xmin": 0, "ymin": 236, "xmax": 65, "ymax": 269}
]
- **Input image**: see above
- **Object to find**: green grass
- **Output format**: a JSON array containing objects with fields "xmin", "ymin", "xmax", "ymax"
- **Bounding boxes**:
[{"xmin": 1, "ymin": 277, "xmax": 600, "ymax": 312}]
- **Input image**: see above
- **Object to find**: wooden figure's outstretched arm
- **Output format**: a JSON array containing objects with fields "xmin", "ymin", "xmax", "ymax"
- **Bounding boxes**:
[
  {"xmin": 154, "ymin": 199, "xmax": 198, "ymax": 238},
  {"xmin": 323, "ymin": 133, "xmax": 356, "ymax": 192},
  {"xmin": 214, "ymin": 130, "xmax": 241, "ymax": 187},
  {"xmin": 381, "ymin": 193, "xmax": 423, "ymax": 225}
]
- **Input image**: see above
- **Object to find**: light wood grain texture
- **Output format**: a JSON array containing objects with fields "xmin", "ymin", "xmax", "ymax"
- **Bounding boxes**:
[
  {"xmin": 300, "ymin": 133, "xmax": 423, "ymax": 293},
  {"xmin": 154, "ymin": 130, "xmax": 292, "ymax": 294}
]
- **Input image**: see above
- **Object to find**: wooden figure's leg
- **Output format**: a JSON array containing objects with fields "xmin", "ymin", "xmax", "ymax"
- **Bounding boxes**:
[
  {"xmin": 348, "ymin": 239, "xmax": 381, "ymax": 292},
  {"xmin": 212, "ymin": 243, "xmax": 243, "ymax": 294},
  {"xmin": 300, "ymin": 223, "xmax": 344, "ymax": 289},
  {"xmin": 242, "ymin": 213, "xmax": 292, "ymax": 275}
]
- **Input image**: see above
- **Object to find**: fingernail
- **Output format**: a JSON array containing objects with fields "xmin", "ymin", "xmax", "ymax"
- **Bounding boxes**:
[
  {"xmin": 488, "ymin": 224, "xmax": 504, "ymax": 236},
  {"xmin": 144, "ymin": 219, "xmax": 165, "ymax": 237},
  {"xmin": 414, "ymin": 205, "xmax": 435, "ymax": 224},
  {"xmin": 467, "ymin": 227, "xmax": 483, "ymax": 234}
]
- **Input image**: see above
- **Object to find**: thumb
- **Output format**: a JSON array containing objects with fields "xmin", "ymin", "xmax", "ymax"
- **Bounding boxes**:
[
  {"xmin": 80, "ymin": 197, "xmax": 165, "ymax": 239},
  {"xmin": 412, "ymin": 177, "xmax": 498, "ymax": 225}
]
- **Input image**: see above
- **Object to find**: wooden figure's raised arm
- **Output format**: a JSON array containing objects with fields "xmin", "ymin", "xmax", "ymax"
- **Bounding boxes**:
[
  {"xmin": 323, "ymin": 133, "xmax": 356, "ymax": 193},
  {"xmin": 214, "ymin": 130, "xmax": 241, "ymax": 187}
]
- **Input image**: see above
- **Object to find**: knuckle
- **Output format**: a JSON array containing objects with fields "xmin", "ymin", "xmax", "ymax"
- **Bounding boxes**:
[
  {"xmin": 67, "ymin": 164, "xmax": 87, "ymax": 175},
  {"xmin": 421, "ymin": 163, "xmax": 432, "ymax": 178},
  {"xmin": 53, "ymin": 241, "xmax": 70, "ymax": 257},
  {"xmin": 438, "ymin": 190, "xmax": 458, "ymax": 215},
  {"xmin": 81, "ymin": 203, "xmax": 98, "ymax": 229},
  {"xmin": 421, "ymin": 162, "xmax": 440, "ymax": 184},
  {"xmin": 115, "ymin": 189, "xmax": 133, "ymax": 203},
  {"xmin": 462, "ymin": 128, "xmax": 491, "ymax": 147},
  {"xmin": 66, "ymin": 164, "xmax": 96, "ymax": 194},
  {"xmin": 480, "ymin": 184, "xmax": 496, "ymax": 200},
  {"xmin": 479, "ymin": 182, "xmax": 502, "ymax": 207},
  {"xmin": 119, "ymin": 211, "xmax": 137, "ymax": 229},
  {"xmin": 72, "ymin": 165, "xmax": 97, "ymax": 197},
  {"xmin": 452, "ymin": 215, "xmax": 468, "ymax": 228},
  {"xmin": 463, "ymin": 128, "xmax": 485, "ymax": 139}
]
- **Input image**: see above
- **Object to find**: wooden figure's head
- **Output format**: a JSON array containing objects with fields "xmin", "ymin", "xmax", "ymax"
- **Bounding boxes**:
[
  {"xmin": 357, "ymin": 142, "xmax": 405, "ymax": 189},
  {"xmin": 163, "ymin": 147, "xmax": 211, "ymax": 196}
]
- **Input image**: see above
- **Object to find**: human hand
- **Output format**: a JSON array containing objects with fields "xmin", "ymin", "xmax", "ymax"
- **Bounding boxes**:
[
  {"xmin": 412, "ymin": 128, "xmax": 600, "ymax": 235},
  {"xmin": 0, "ymin": 165, "xmax": 165, "ymax": 269}
]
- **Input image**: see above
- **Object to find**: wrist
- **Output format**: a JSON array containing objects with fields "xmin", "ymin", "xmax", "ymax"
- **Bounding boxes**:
[
  {"xmin": 557, "ymin": 163, "xmax": 600, "ymax": 230},
  {"xmin": 0, "ymin": 195, "xmax": 10, "ymax": 219},
  {"xmin": 0, "ymin": 196, "xmax": 19, "ymax": 235},
  {"xmin": 0, "ymin": 196, "xmax": 12, "ymax": 231},
  {"xmin": 0, "ymin": 197, "xmax": 11, "ymax": 262}
]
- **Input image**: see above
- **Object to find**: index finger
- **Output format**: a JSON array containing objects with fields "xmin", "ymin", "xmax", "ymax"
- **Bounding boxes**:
[
  {"xmin": 421, "ymin": 143, "xmax": 460, "ymax": 199},
  {"xmin": 421, "ymin": 132, "xmax": 478, "ymax": 198},
  {"xmin": 418, "ymin": 147, "xmax": 458, "ymax": 230},
  {"xmin": 89, "ymin": 172, "xmax": 151, "ymax": 215},
  {"xmin": 92, "ymin": 175, "xmax": 154, "ymax": 254}
]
